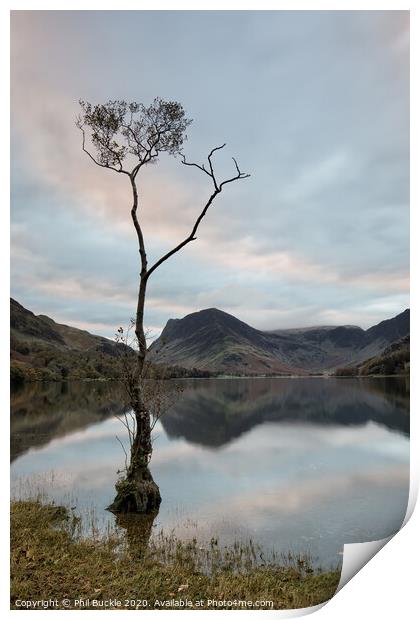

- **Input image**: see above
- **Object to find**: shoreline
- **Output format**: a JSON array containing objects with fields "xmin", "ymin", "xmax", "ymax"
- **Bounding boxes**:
[
  {"xmin": 11, "ymin": 499, "xmax": 340, "ymax": 611},
  {"xmin": 11, "ymin": 372, "xmax": 409, "ymax": 386}
]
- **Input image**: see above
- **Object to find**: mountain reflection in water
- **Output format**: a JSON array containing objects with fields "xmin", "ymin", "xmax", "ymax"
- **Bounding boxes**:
[
  {"xmin": 161, "ymin": 376, "xmax": 409, "ymax": 446},
  {"xmin": 10, "ymin": 377, "xmax": 409, "ymax": 569},
  {"xmin": 11, "ymin": 377, "xmax": 409, "ymax": 460}
]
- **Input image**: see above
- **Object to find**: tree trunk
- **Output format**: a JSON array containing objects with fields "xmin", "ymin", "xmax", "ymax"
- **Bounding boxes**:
[
  {"xmin": 107, "ymin": 459, "xmax": 161, "ymax": 514},
  {"xmin": 108, "ymin": 272, "xmax": 161, "ymax": 514},
  {"xmin": 107, "ymin": 403, "xmax": 161, "ymax": 513}
]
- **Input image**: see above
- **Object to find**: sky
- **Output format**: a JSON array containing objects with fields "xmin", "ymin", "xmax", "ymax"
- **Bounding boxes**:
[{"xmin": 10, "ymin": 10, "xmax": 409, "ymax": 340}]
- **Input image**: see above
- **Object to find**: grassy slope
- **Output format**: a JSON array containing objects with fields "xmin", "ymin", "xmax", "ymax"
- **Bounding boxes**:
[
  {"xmin": 10, "ymin": 299, "xmax": 211, "ymax": 383},
  {"xmin": 11, "ymin": 500, "xmax": 340, "ymax": 610},
  {"xmin": 335, "ymin": 336, "xmax": 410, "ymax": 377},
  {"xmin": 10, "ymin": 299, "xmax": 130, "ymax": 382}
]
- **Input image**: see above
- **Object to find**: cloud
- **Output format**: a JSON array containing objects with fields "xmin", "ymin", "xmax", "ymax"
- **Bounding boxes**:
[
  {"xmin": 13, "ymin": 415, "xmax": 409, "ymax": 538},
  {"xmin": 10, "ymin": 11, "xmax": 409, "ymax": 334}
]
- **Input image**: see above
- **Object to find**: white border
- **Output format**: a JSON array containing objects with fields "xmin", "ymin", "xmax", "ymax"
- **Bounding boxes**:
[{"xmin": 3, "ymin": 2, "xmax": 417, "ymax": 618}]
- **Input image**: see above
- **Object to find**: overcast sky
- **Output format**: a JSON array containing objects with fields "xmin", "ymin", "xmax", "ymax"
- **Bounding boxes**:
[{"xmin": 11, "ymin": 11, "xmax": 409, "ymax": 339}]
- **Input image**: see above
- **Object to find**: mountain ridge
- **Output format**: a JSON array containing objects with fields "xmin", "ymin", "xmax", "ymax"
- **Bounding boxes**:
[
  {"xmin": 150, "ymin": 307, "xmax": 410, "ymax": 375},
  {"xmin": 10, "ymin": 298, "xmax": 410, "ymax": 380},
  {"xmin": 10, "ymin": 299, "xmax": 212, "ymax": 382},
  {"xmin": 10, "ymin": 298, "xmax": 130, "ymax": 382}
]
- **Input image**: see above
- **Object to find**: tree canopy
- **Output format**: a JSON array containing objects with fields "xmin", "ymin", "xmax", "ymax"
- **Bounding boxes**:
[{"xmin": 77, "ymin": 98, "xmax": 192, "ymax": 174}]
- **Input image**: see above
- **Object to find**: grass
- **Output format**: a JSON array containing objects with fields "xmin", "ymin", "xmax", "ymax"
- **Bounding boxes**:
[{"xmin": 11, "ymin": 499, "xmax": 340, "ymax": 610}]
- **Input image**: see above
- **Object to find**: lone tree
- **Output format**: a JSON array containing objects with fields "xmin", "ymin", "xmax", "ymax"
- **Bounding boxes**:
[{"xmin": 77, "ymin": 98, "xmax": 250, "ymax": 514}]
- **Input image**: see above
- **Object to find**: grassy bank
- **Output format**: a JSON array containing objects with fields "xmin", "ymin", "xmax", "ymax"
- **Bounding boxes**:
[{"xmin": 11, "ymin": 500, "xmax": 340, "ymax": 610}]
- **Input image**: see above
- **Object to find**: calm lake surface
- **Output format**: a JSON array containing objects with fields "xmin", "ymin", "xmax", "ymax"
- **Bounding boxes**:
[{"xmin": 11, "ymin": 377, "xmax": 409, "ymax": 569}]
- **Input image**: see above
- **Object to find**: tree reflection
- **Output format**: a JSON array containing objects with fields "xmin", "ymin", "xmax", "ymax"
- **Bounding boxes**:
[
  {"xmin": 11, "ymin": 377, "xmax": 409, "ymax": 461},
  {"xmin": 114, "ymin": 510, "xmax": 159, "ymax": 559}
]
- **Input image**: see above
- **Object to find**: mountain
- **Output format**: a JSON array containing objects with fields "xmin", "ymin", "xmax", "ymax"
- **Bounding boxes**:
[
  {"xmin": 11, "ymin": 298, "xmax": 410, "ymax": 380},
  {"xmin": 10, "ymin": 298, "xmax": 132, "ymax": 383},
  {"xmin": 364, "ymin": 309, "xmax": 410, "ymax": 344},
  {"xmin": 10, "ymin": 299, "xmax": 213, "ymax": 383},
  {"xmin": 149, "ymin": 308, "xmax": 300, "ymax": 374},
  {"xmin": 335, "ymin": 335, "xmax": 410, "ymax": 377},
  {"xmin": 149, "ymin": 307, "xmax": 410, "ymax": 375}
]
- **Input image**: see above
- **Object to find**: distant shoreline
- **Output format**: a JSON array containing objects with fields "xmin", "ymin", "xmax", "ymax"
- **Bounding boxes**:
[{"xmin": 11, "ymin": 372, "xmax": 409, "ymax": 387}]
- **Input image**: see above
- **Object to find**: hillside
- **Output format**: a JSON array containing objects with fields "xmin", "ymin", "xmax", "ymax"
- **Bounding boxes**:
[
  {"xmin": 149, "ymin": 307, "xmax": 410, "ymax": 375},
  {"xmin": 11, "ymin": 299, "xmax": 410, "ymax": 380},
  {"xmin": 10, "ymin": 298, "xmax": 132, "ymax": 383},
  {"xmin": 335, "ymin": 335, "xmax": 410, "ymax": 377},
  {"xmin": 10, "ymin": 299, "xmax": 214, "ymax": 383},
  {"xmin": 149, "ymin": 308, "xmax": 299, "ymax": 375}
]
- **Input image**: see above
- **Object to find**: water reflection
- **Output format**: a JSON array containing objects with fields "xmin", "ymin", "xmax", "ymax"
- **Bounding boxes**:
[
  {"xmin": 10, "ymin": 377, "xmax": 410, "ymax": 568},
  {"xmin": 11, "ymin": 377, "xmax": 409, "ymax": 462},
  {"xmin": 11, "ymin": 381, "xmax": 130, "ymax": 461},
  {"xmin": 115, "ymin": 511, "xmax": 159, "ymax": 559},
  {"xmin": 162, "ymin": 377, "xmax": 409, "ymax": 445}
]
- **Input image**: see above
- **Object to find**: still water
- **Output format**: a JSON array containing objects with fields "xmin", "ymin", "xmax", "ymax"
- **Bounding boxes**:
[{"xmin": 11, "ymin": 377, "xmax": 409, "ymax": 569}]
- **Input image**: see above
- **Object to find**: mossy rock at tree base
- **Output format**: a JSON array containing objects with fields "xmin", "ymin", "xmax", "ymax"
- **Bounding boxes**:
[{"xmin": 108, "ymin": 471, "xmax": 162, "ymax": 514}]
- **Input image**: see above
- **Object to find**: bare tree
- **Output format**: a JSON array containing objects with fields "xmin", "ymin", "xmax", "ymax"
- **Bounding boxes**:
[
  {"xmin": 113, "ymin": 320, "xmax": 182, "ymax": 475},
  {"xmin": 77, "ymin": 98, "xmax": 250, "ymax": 513}
]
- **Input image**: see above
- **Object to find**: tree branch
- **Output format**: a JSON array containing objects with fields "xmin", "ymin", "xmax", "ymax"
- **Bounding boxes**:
[
  {"xmin": 146, "ymin": 147, "xmax": 250, "ymax": 279},
  {"xmin": 146, "ymin": 188, "xmax": 220, "ymax": 279},
  {"xmin": 115, "ymin": 434, "xmax": 129, "ymax": 472},
  {"xmin": 79, "ymin": 127, "xmax": 129, "ymax": 175},
  {"xmin": 207, "ymin": 144, "xmax": 226, "ymax": 190},
  {"xmin": 179, "ymin": 154, "xmax": 213, "ymax": 180}
]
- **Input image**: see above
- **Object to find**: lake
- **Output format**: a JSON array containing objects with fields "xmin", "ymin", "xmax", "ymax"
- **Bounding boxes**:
[{"xmin": 10, "ymin": 376, "xmax": 410, "ymax": 569}]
